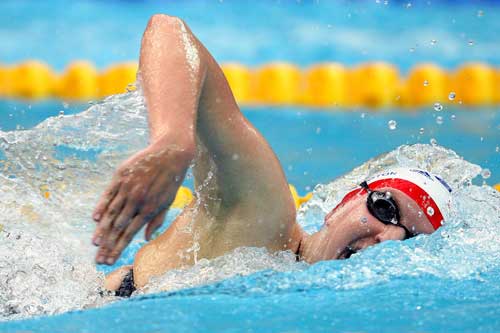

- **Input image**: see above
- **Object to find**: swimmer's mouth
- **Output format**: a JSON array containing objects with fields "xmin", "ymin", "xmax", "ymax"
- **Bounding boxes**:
[{"xmin": 338, "ymin": 247, "xmax": 357, "ymax": 260}]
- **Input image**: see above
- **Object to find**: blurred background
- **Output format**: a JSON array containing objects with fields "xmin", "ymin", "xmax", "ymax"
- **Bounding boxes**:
[{"xmin": 1, "ymin": 0, "xmax": 499, "ymax": 190}]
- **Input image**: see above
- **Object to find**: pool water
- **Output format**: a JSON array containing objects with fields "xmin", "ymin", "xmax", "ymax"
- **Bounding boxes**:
[
  {"xmin": 1, "ymin": 0, "xmax": 500, "ymax": 332},
  {"xmin": 0, "ymin": 92, "xmax": 499, "ymax": 333}
]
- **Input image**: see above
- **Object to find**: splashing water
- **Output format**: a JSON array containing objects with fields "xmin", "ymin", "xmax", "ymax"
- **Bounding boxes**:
[
  {"xmin": 1, "ymin": 89, "xmax": 500, "ymax": 323},
  {"xmin": 0, "ymin": 89, "xmax": 150, "ymax": 320}
]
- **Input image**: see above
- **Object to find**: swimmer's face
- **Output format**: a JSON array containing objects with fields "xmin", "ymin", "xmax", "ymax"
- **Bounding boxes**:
[{"xmin": 317, "ymin": 188, "xmax": 435, "ymax": 260}]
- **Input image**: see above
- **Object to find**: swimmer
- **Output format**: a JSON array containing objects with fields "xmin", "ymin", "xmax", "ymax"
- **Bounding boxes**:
[{"xmin": 92, "ymin": 15, "xmax": 452, "ymax": 296}]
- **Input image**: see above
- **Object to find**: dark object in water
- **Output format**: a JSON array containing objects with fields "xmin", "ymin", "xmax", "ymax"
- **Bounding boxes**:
[{"xmin": 115, "ymin": 269, "xmax": 136, "ymax": 298}]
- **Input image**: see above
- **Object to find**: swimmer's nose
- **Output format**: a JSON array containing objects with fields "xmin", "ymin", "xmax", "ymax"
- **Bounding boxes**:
[{"xmin": 374, "ymin": 224, "xmax": 406, "ymax": 243}]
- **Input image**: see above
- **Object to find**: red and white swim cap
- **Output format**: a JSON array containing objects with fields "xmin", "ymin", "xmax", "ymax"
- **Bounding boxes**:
[{"xmin": 337, "ymin": 168, "xmax": 453, "ymax": 230}]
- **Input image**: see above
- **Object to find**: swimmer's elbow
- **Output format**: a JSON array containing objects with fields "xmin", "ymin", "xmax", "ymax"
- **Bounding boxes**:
[{"xmin": 147, "ymin": 14, "xmax": 182, "ymax": 29}]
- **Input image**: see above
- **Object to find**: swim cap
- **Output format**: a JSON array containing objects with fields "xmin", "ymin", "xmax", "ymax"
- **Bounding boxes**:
[{"xmin": 337, "ymin": 168, "xmax": 453, "ymax": 230}]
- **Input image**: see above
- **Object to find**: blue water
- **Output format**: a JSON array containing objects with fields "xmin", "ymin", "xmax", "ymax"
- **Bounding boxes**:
[
  {"xmin": 1, "ymin": 100, "xmax": 499, "ymax": 189},
  {"xmin": 1, "ymin": 0, "xmax": 500, "ymax": 71},
  {"xmin": 2, "ymin": 1, "xmax": 500, "ymax": 332}
]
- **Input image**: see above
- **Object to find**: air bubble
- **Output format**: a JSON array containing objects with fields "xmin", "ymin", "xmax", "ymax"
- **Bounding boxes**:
[
  {"xmin": 423, "ymin": 80, "xmax": 429, "ymax": 86},
  {"xmin": 388, "ymin": 120, "xmax": 397, "ymax": 130},
  {"xmin": 436, "ymin": 116, "xmax": 443, "ymax": 125},
  {"xmin": 448, "ymin": 92, "xmax": 456, "ymax": 101},
  {"xmin": 451, "ymin": 114, "xmax": 456, "ymax": 120},
  {"xmin": 430, "ymin": 138, "xmax": 437, "ymax": 146},
  {"xmin": 360, "ymin": 217, "xmax": 368, "ymax": 224},
  {"xmin": 430, "ymin": 39, "xmax": 437, "ymax": 45},
  {"xmin": 427, "ymin": 207, "xmax": 435, "ymax": 216},
  {"xmin": 468, "ymin": 40, "xmax": 474, "ymax": 46},
  {"xmin": 433, "ymin": 102, "xmax": 443, "ymax": 112},
  {"xmin": 385, "ymin": 191, "xmax": 392, "ymax": 199},
  {"xmin": 419, "ymin": 127, "xmax": 425, "ymax": 135},
  {"xmin": 481, "ymin": 168, "xmax": 491, "ymax": 179}
]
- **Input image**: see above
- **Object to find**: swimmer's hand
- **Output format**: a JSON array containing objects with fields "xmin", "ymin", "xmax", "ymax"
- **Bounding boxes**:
[{"xmin": 92, "ymin": 138, "xmax": 194, "ymax": 265}]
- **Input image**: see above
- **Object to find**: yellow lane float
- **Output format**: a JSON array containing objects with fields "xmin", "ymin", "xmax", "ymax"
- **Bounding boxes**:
[
  {"xmin": 57, "ymin": 61, "xmax": 98, "ymax": 101},
  {"xmin": 348, "ymin": 62, "xmax": 399, "ymax": 108},
  {"xmin": 254, "ymin": 62, "xmax": 302, "ymax": 105},
  {"xmin": 303, "ymin": 63, "xmax": 347, "ymax": 107},
  {"xmin": 452, "ymin": 63, "xmax": 496, "ymax": 106},
  {"xmin": 2, "ymin": 60, "xmax": 500, "ymax": 108},
  {"xmin": 221, "ymin": 63, "xmax": 253, "ymax": 104},
  {"xmin": 404, "ymin": 63, "xmax": 450, "ymax": 107},
  {"xmin": 11, "ymin": 61, "xmax": 56, "ymax": 99},
  {"xmin": 0, "ymin": 65, "xmax": 13, "ymax": 97},
  {"xmin": 98, "ymin": 62, "xmax": 138, "ymax": 98}
]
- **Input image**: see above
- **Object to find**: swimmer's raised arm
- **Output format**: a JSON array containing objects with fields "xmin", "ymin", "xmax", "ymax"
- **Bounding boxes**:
[
  {"xmin": 92, "ymin": 15, "xmax": 206, "ymax": 264},
  {"xmin": 95, "ymin": 14, "xmax": 297, "ymax": 272}
]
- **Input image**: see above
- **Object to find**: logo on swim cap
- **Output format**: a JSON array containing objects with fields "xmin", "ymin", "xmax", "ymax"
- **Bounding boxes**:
[{"xmin": 366, "ymin": 168, "xmax": 453, "ymax": 229}]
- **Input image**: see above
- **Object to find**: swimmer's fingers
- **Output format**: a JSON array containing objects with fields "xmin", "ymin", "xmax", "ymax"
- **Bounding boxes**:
[
  {"xmin": 107, "ymin": 213, "xmax": 149, "ymax": 264},
  {"xmin": 102, "ymin": 203, "xmax": 138, "ymax": 251},
  {"xmin": 145, "ymin": 209, "xmax": 167, "ymax": 241},
  {"xmin": 93, "ymin": 180, "xmax": 121, "ymax": 222},
  {"xmin": 92, "ymin": 192, "xmax": 126, "ymax": 248}
]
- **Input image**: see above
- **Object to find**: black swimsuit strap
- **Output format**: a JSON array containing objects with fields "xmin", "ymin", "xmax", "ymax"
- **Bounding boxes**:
[{"xmin": 115, "ymin": 269, "xmax": 136, "ymax": 298}]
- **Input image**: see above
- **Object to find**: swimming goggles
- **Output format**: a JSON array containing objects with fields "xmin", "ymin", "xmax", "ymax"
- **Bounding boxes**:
[{"xmin": 360, "ymin": 181, "xmax": 412, "ymax": 239}]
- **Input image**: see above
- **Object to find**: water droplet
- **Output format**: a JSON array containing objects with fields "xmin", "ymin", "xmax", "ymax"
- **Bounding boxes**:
[
  {"xmin": 231, "ymin": 153, "xmax": 239, "ymax": 160},
  {"xmin": 388, "ymin": 120, "xmax": 397, "ymax": 130},
  {"xmin": 448, "ymin": 92, "xmax": 456, "ymax": 101},
  {"xmin": 419, "ymin": 127, "xmax": 425, "ymax": 135},
  {"xmin": 423, "ymin": 80, "xmax": 429, "ymax": 86},
  {"xmin": 481, "ymin": 168, "xmax": 491, "ymax": 179},
  {"xmin": 430, "ymin": 39, "xmax": 437, "ymax": 45},
  {"xmin": 426, "ymin": 206, "xmax": 435, "ymax": 216},
  {"xmin": 468, "ymin": 40, "xmax": 474, "ymax": 46},
  {"xmin": 360, "ymin": 217, "xmax": 368, "ymax": 224},
  {"xmin": 384, "ymin": 191, "xmax": 392, "ymax": 199},
  {"xmin": 433, "ymin": 102, "xmax": 443, "ymax": 112},
  {"xmin": 436, "ymin": 116, "xmax": 443, "ymax": 125},
  {"xmin": 430, "ymin": 138, "xmax": 437, "ymax": 146},
  {"xmin": 417, "ymin": 211, "xmax": 423, "ymax": 218}
]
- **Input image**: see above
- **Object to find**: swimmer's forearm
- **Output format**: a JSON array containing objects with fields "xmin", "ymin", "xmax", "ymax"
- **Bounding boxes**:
[{"xmin": 139, "ymin": 14, "xmax": 206, "ymax": 148}]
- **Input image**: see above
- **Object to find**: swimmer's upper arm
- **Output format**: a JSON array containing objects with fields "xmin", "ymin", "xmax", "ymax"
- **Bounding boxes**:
[{"xmin": 195, "ymin": 54, "xmax": 296, "ymax": 233}]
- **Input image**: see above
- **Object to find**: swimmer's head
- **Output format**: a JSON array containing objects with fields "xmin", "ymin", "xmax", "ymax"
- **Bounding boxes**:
[{"xmin": 303, "ymin": 168, "xmax": 452, "ymax": 261}]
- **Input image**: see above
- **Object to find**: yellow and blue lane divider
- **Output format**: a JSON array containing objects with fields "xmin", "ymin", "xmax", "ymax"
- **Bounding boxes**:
[{"xmin": 1, "ymin": 60, "xmax": 499, "ymax": 108}]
